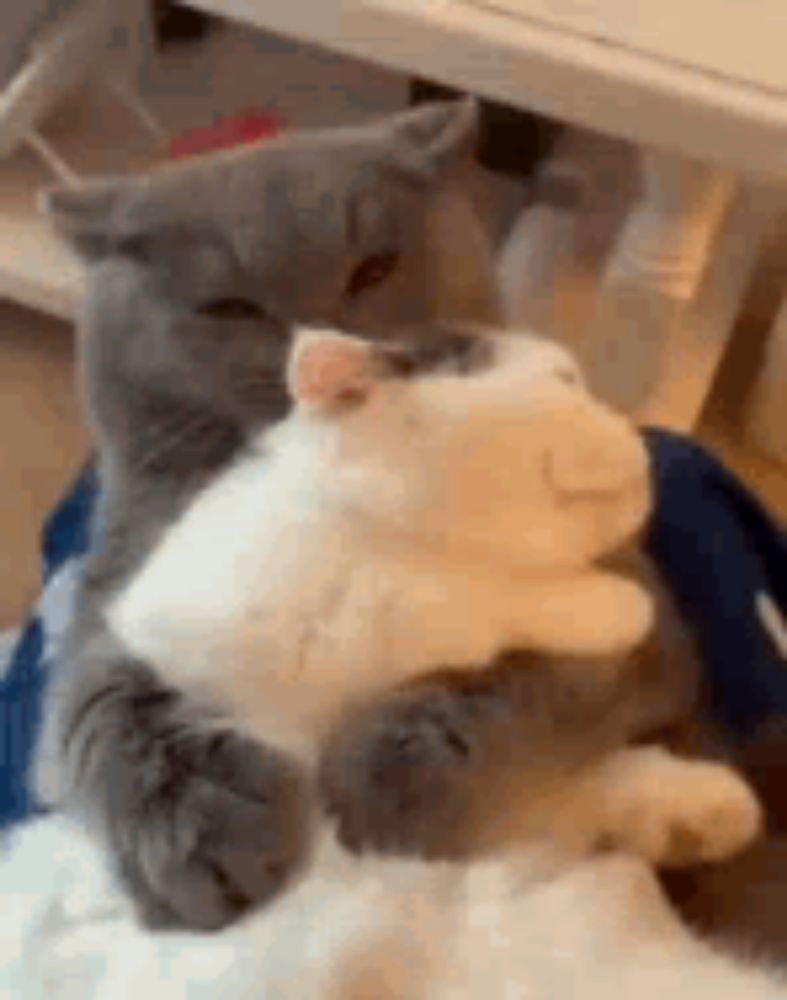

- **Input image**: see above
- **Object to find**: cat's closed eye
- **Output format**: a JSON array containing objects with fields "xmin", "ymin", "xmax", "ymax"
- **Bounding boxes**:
[
  {"xmin": 345, "ymin": 251, "xmax": 400, "ymax": 299},
  {"xmin": 196, "ymin": 298, "xmax": 267, "ymax": 320}
]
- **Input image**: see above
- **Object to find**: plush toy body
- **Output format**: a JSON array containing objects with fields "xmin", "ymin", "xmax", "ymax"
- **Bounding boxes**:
[
  {"xmin": 107, "ymin": 325, "xmax": 761, "ymax": 882},
  {"xmin": 109, "ymin": 328, "xmax": 654, "ymax": 761}
]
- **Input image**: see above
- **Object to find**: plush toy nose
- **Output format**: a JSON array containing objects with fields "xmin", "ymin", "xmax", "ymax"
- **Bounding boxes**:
[{"xmin": 545, "ymin": 403, "xmax": 649, "ymax": 499}]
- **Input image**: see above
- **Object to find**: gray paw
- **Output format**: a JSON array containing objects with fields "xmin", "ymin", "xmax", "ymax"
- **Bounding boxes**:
[
  {"xmin": 319, "ymin": 678, "xmax": 494, "ymax": 859},
  {"xmin": 318, "ymin": 656, "xmax": 630, "ymax": 861},
  {"xmin": 107, "ymin": 729, "xmax": 312, "ymax": 931}
]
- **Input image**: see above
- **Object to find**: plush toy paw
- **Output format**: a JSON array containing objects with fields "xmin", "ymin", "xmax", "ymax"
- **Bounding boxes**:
[
  {"xmin": 598, "ymin": 747, "xmax": 763, "ymax": 868},
  {"xmin": 510, "ymin": 574, "xmax": 654, "ymax": 662}
]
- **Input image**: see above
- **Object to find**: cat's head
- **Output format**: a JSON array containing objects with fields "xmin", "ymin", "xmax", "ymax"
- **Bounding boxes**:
[
  {"xmin": 282, "ymin": 326, "xmax": 651, "ymax": 572},
  {"xmin": 42, "ymin": 101, "xmax": 499, "ymax": 444}
]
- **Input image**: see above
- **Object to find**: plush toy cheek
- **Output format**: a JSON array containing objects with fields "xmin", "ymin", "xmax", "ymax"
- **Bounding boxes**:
[{"xmin": 545, "ymin": 405, "xmax": 649, "ymax": 500}]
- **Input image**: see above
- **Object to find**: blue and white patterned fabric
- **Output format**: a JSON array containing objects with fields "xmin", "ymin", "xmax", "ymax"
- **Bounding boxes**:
[
  {"xmin": 0, "ymin": 465, "xmax": 97, "ymax": 830},
  {"xmin": 0, "ymin": 433, "xmax": 784, "ymax": 830}
]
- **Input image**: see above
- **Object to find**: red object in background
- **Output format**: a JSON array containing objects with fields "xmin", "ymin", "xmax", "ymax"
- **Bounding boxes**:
[{"xmin": 168, "ymin": 111, "xmax": 281, "ymax": 159}]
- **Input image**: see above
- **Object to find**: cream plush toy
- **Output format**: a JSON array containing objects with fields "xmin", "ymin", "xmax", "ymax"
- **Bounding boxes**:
[{"xmin": 109, "ymin": 326, "xmax": 655, "ymax": 763}]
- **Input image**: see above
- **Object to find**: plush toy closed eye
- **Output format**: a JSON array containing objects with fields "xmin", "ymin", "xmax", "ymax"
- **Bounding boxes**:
[{"xmin": 108, "ymin": 326, "xmax": 655, "ymax": 762}]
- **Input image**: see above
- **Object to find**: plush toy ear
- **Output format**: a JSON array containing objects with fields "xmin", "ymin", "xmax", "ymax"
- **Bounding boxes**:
[
  {"xmin": 546, "ymin": 403, "xmax": 649, "ymax": 498},
  {"xmin": 288, "ymin": 329, "xmax": 376, "ymax": 411},
  {"xmin": 38, "ymin": 178, "xmax": 132, "ymax": 259}
]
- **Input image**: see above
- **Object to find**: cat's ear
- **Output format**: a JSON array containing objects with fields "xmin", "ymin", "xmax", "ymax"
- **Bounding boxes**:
[
  {"xmin": 38, "ymin": 178, "xmax": 133, "ymax": 259},
  {"xmin": 385, "ymin": 98, "xmax": 479, "ymax": 175},
  {"xmin": 288, "ymin": 329, "xmax": 376, "ymax": 412}
]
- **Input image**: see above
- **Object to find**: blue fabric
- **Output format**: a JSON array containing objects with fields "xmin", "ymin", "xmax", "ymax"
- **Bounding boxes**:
[
  {"xmin": 0, "ymin": 463, "xmax": 97, "ymax": 831},
  {"xmin": 643, "ymin": 429, "xmax": 787, "ymax": 742},
  {"xmin": 0, "ymin": 620, "xmax": 46, "ymax": 828},
  {"xmin": 0, "ymin": 430, "xmax": 784, "ymax": 830},
  {"xmin": 41, "ymin": 464, "xmax": 98, "ymax": 585}
]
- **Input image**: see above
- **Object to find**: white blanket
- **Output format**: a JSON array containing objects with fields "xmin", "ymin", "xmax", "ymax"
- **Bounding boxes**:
[{"xmin": 1, "ymin": 816, "xmax": 784, "ymax": 1000}]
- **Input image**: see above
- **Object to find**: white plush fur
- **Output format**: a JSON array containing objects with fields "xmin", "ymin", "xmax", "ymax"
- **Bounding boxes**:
[
  {"xmin": 108, "ymin": 329, "xmax": 655, "ymax": 761},
  {"xmin": 1, "ymin": 812, "xmax": 783, "ymax": 999}
]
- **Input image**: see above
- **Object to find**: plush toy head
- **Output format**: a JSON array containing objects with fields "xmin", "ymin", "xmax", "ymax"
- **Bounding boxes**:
[{"xmin": 283, "ymin": 325, "xmax": 650, "ymax": 573}]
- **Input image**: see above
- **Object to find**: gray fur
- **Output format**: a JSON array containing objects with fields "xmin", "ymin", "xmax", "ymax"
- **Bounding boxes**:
[{"xmin": 33, "ymin": 100, "xmax": 503, "ymax": 930}]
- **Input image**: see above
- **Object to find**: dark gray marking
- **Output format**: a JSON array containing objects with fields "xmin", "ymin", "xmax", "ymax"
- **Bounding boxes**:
[{"xmin": 375, "ymin": 324, "xmax": 496, "ymax": 379}]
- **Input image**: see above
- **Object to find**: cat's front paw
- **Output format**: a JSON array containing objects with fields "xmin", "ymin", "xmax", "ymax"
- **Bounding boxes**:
[
  {"xmin": 319, "ymin": 681, "xmax": 489, "ymax": 859},
  {"xmin": 109, "ymin": 729, "xmax": 312, "ymax": 931},
  {"xmin": 600, "ymin": 748, "xmax": 763, "ymax": 868}
]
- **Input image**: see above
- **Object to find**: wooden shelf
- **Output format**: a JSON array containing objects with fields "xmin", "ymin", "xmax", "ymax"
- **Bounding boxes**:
[
  {"xmin": 0, "ymin": 18, "xmax": 406, "ymax": 322},
  {"xmin": 191, "ymin": 0, "xmax": 787, "ymax": 176},
  {"xmin": 0, "ymin": 147, "xmax": 79, "ymax": 320},
  {"xmin": 0, "ymin": 84, "xmax": 167, "ymax": 321},
  {"xmin": 465, "ymin": 0, "xmax": 786, "ymax": 95}
]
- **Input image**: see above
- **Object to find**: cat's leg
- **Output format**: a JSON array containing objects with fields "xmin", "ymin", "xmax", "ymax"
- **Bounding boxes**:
[
  {"xmin": 34, "ymin": 631, "xmax": 313, "ymax": 931},
  {"xmin": 321, "ymin": 662, "xmax": 759, "ymax": 868},
  {"xmin": 319, "ymin": 655, "xmax": 631, "ymax": 858},
  {"xmin": 564, "ymin": 745, "xmax": 763, "ymax": 867},
  {"xmin": 319, "ymin": 676, "xmax": 484, "ymax": 858}
]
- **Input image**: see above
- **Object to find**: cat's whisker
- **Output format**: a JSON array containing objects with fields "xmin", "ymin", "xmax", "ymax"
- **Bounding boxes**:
[{"xmin": 135, "ymin": 414, "xmax": 228, "ymax": 475}]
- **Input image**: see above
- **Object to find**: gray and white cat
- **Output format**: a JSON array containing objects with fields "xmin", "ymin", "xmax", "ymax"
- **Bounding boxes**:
[{"xmin": 33, "ymin": 100, "xmax": 504, "ymax": 931}]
